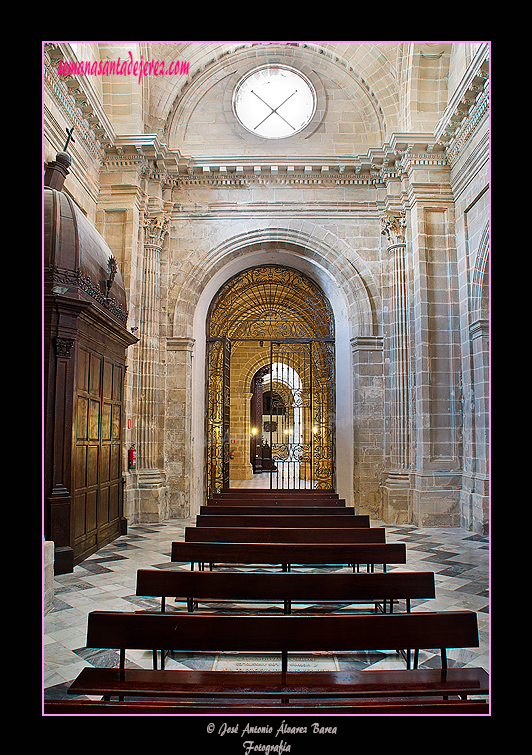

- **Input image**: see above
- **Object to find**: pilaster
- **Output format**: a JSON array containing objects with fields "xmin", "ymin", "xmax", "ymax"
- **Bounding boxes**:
[
  {"xmin": 351, "ymin": 336, "xmax": 385, "ymax": 519},
  {"xmin": 97, "ymin": 152, "xmax": 146, "ymax": 523},
  {"xmin": 98, "ymin": 140, "xmax": 178, "ymax": 523},
  {"xmin": 380, "ymin": 211, "xmax": 412, "ymax": 523},
  {"xmin": 461, "ymin": 318, "xmax": 489, "ymax": 534},
  {"xmin": 133, "ymin": 212, "xmax": 170, "ymax": 521},
  {"xmin": 166, "ymin": 337, "xmax": 195, "ymax": 518},
  {"xmin": 402, "ymin": 149, "xmax": 463, "ymax": 526}
]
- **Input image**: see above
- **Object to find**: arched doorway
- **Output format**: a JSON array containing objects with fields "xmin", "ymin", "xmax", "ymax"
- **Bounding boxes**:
[{"xmin": 206, "ymin": 265, "xmax": 335, "ymax": 494}]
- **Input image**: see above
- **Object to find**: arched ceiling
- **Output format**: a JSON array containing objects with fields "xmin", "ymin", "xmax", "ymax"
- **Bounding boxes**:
[
  {"xmin": 146, "ymin": 42, "xmax": 408, "ymax": 158},
  {"xmin": 148, "ymin": 42, "xmax": 402, "ymax": 123},
  {"xmin": 142, "ymin": 41, "xmax": 453, "ymax": 160}
]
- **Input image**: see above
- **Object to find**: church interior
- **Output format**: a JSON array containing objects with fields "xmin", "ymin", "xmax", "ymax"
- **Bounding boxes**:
[{"xmin": 43, "ymin": 41, "xmax": 490, "ymax": 717}]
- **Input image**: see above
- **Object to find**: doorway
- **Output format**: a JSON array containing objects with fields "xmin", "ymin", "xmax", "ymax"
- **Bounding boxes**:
[{"xmin": 206, "ymin": 265, "xmax": 335, "ymax": 494}]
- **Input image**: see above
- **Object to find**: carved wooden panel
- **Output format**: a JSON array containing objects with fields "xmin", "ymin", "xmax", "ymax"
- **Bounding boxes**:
[{"xmin": 73, "ymin": 345, "xmax": 123, "ymax": 563}]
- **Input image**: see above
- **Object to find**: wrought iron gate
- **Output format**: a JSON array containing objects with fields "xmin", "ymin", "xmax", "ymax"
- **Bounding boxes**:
[
  {"xmin": 261, "ymin": 340, "xmax": 334, "ymax": 489},
  {"xmin": 206, "ymin": 266, "xmax": 335, "ymax": 495}
]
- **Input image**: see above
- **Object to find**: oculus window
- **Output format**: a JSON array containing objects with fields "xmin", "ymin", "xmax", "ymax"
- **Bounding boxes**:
[{"xmin": 233, "ymin": 65, "xmax": 316, "ymax": 139}]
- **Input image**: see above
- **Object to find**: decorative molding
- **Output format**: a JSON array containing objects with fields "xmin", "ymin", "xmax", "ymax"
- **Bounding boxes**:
[
  {"xmin": 44, "ymin": 264, "xmax": 129, "ymax": 325},
  {"xmin": 435, "ymin": 44, "xmax": 489, "ymax": 164},
  {"xmin": 101, "ymin": 133, "xmax": 451, "ymax": 193},
  {"xmin": 43, "ymin": 44, "xmax": 114, "ymax": 158},
  {"xmin": 102, "ymin": 152, "xmax": 148, "ymax": 173},
  {"xmin": 105, "ymin": 134, "xmax": 179, "ymax": 167},
  {"xmin": 170, "ymin": 162, "xmax": 388, "ymax": 188},
  {"xmin": 398, "ymin": 150, "xmax": 449, "ymax": 173},
  {"xmin": 350, "ymin": 336, "xmax": 384, "ymax": 353},
  {"xmin": 167, "ymin": 137, "xmax": 448, "ymax": 188},
  {"xmin": 469, "ymin": 319, "xmax": 489, "ymax": 341},
  {"xmin": 445, "ymin": 85, "xmax": 489, "ymax": 166},
  {"xmin": 167, "ymin": 337, "xmax": 195, "ymax": 352}
]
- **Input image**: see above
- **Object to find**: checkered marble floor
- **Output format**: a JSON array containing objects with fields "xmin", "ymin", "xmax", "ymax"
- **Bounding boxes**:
[{"xmin": 43, "ymin": 518, "xmax": 489, "ymax": 701}]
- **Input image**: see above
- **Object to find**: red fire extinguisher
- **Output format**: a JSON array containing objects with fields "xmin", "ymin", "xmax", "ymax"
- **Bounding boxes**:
[{"xmin": 128, "ymin": 445, "xmax": 137, "ymax": 470}]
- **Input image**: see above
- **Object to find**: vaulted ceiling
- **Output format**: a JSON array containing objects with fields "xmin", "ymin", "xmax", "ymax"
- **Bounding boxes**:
[{"xmin": 145, "ymin": 42, "xmax": 453, "ymax": 159}]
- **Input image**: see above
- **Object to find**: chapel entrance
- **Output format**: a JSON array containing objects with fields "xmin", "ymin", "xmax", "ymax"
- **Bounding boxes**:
[{"xmin": 206, "ymin": 265, "xmax": 335, "ymax": 495}]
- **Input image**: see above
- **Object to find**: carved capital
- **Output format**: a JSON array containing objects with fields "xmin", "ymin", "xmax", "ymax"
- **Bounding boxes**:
[
  {"xmin": 55, "ymin": 337, "xmax": 75, "ymax": 358},
  {"xmin": 381, "ymin": 212, "xmax": 407, "ymax": 247},
  {"xmin": 143, "ymin": 214, "xmax": 170, "ymax": 248}
]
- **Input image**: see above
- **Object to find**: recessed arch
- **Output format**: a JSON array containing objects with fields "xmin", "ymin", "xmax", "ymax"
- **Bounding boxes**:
[
  {"xmin": 172, "ymin": 226, "xmax": 381, "ymax": 340},
  {"xmin": 184, "ymin": 235, "xmax": 367, "ymax": 512},
  {"xmin": 205, "ymin": 264, "xmax": 336, "ymax": 493}
]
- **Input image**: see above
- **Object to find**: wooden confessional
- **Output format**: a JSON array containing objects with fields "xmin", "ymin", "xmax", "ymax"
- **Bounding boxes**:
[{"xmin": 43, "ymin": 150, "xmax": 137, "ymax": 574}]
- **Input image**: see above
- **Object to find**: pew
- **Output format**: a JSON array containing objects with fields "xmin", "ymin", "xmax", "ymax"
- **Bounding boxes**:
[
  {"xmin": 44, "ymin": 699, "xmax": 489, "ymax": 715},
  {"xmin": 135, "ymin": 568, "xmax": 436, "ymax": 614},
  {"xmin": 171, "ymin": 541, "xmax": 406, "ymax": 571},
  {"xmin": 201, "ymin": 505, "xmax": 356, "ymax": 516},
  {"xmin": 195, "ymin": 514, "xmax": 370, "ymax": 528},
  {"xmin": 66, "ymin": 610, "xmax": 488, "ymax": 705},
  {"xmin": 185, "ymin": 526, "xmax": 386, "ymax": 544},
  {"xmin": 212, "ymin": 489, "xmax": 339, "ymax": 498},
  {"xmin": 207, "ymin": 497, "xmax": 346, "ymax": 507}
]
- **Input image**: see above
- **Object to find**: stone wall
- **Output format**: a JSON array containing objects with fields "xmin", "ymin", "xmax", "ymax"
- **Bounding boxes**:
[
  {"xmin": 435, "ymin": 45, "xmax": 490, "ymax": 534},
  {"xmin": 43, "ymin": 42, "xmax": 490, "ymax": 533},
  {"xmin": 89, "ymin": 137, "xmax": 487, "ymax": 527}
]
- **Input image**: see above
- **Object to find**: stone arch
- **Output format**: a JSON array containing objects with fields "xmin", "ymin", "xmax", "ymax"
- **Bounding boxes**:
[
  {"xmin": 180, "ymin": 229, "xmax": 378, "ymax": 512},
  {"xmin": 204, "ymin": 264, "xmax": 336, "ymax": 492},
  {"xmin": 171, "ymin": 225, "xmax": 381, "ymax": 341}
]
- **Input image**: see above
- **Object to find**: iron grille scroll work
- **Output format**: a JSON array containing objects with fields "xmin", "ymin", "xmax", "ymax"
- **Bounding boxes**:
[{"xmin": 206, "ymin": 266, "xmax": 335, "ymax": 494}]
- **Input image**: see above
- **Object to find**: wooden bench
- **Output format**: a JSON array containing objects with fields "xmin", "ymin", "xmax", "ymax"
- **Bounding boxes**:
[
  {"xmin": 212, "ymin": 489, "xmax": 339, "ymax": 498},
  {"xmin": 44, "ymin": 698, "xmax": 489, "ymax": 715},
  {"xmin": 185, "ymin": 526, "xmax": 386, "ymax": 544},
  {"xmin": 171, "ymin": 541, "xmax": 406, "ymax": 572},
  {"xmin": 200, "ymin": 505, "xmax": 356, "ymax": 516},
  {"xmin": 136, "ymin": 568, "xmax": 435, "ymax": 614},
  {"xmin": 66, "ymin": 610, "xmax": 488, "ymax": 703},
  {"xmin": 196, "ymin": 514, "xmax": 370, "ymax": 528},
  {"xmin": 207, "ymin": 497, "xmax": 345, "ymax": 507}
]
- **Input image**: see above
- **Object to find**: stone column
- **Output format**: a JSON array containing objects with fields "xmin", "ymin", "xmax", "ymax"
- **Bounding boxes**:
[
  {"xmin": 134, "ymin": 213, "xmax": 170, "ymax": 520},
  {"xmin": 380, "ymin": 213, "xmax": 412, "ymax": 523}
]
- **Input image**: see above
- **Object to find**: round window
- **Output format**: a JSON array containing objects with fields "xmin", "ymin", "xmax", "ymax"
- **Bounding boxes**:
[{"xmin": 232, "ymin": 64, "xmax": 316, "ymax": 139}]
